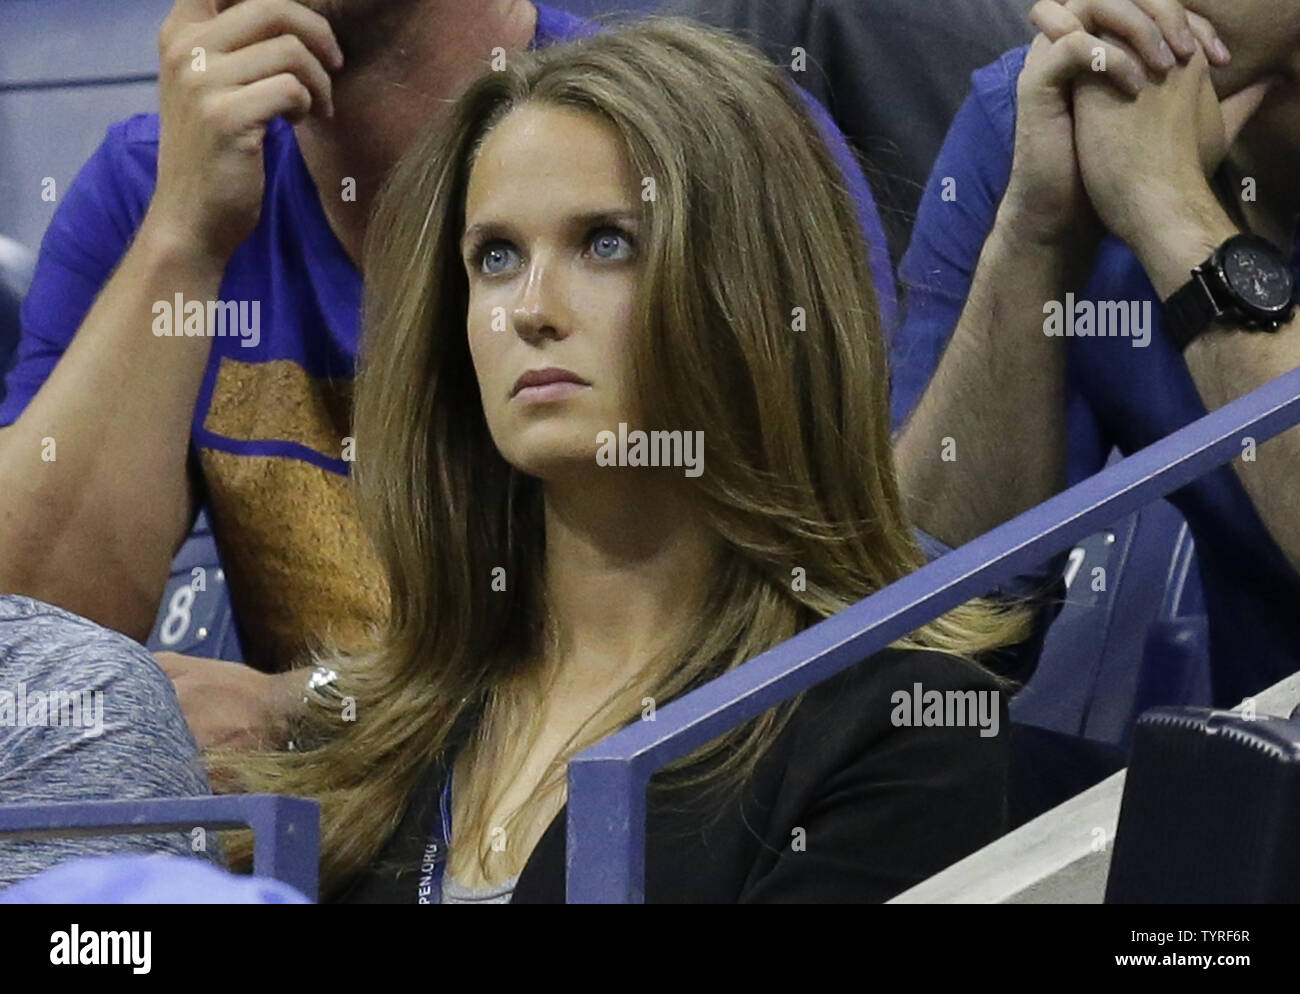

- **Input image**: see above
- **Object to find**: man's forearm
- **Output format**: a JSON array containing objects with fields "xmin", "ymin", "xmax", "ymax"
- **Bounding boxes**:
[
  {"xmin": 1132, "ymin": 190, "xmax": 1300, "ymax": 571},
  {"xmin": 0, "ymin": 214, "xmax": 226, "ymax": 639},
  {"xmin": 1185, "ymin": 324, "xmax": 1300, "ymax": 569},
  {"xmin": 895, "ymin": 209, "xmax": 1083, "ymax": 547}
]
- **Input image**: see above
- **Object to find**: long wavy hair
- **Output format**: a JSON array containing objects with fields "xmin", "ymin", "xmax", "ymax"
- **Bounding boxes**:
[{"xmin": 211, "ymin": 17, "xmax": 1028, "ymax": 895}]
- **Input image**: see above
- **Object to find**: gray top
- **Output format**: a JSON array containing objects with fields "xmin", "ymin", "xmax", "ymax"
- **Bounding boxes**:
[
  {"xmin": 0, "ymin": 594, "xmax": 220, "ymax": 889},
  {"xmin": 442, "ymin": 870, "xmax": 519, "ymax": 905}
]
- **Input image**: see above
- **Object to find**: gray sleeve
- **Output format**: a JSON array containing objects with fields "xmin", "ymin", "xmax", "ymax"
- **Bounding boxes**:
[{"xmin": 0, "ymin": 595, "xmax": 221, "ymax": 889}]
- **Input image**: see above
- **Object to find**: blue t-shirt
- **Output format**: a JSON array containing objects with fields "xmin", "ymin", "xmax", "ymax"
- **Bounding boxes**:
[
  {"xmin": 0, "ymin": 4, "xmax": 897, "ymax": 670},
  {"xmin": 894, "ymin": 45, "xmax": 1300, "ymax": 706}
]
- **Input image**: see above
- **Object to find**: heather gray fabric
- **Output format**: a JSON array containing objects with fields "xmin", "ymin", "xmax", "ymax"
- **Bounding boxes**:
[
  {"xmin": 658, "ymin": 0, "xmax": 1037, "ymax": 263},
  {"xmin": 0, "ymin": 594, "xmax": 221, "ymax": 890},
  {"xmin": 442, "ymin": 871, "xmax": 519, "ymax": 905}
]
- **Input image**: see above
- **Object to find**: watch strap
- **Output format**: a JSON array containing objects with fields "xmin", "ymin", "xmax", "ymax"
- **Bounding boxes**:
[{"xmin": 1162, "ymin": 271, "xmax": 1222, "ymax": 352}]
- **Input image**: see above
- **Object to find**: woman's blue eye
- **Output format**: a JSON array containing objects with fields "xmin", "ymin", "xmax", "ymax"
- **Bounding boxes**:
[
  {"xmin": 479, "ymin": 243, "xmax": 519, "ymax": 275},
  {"xmin": 474, "ymin": 230, "xmax": 633, "ymax": 273},
  {"xmin": 590, "ymin": 229, "xmax": 633, "ymax": 261}
]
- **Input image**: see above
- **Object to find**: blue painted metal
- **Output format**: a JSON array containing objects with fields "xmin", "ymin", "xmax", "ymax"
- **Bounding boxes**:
[
  {"xmin": 567, "ymin": 759, "xmax": 647, "ymax": 904},
  {"xmin": 566, "ymin": 365, "xmax": 1300, "ymax": 903},
  {"xmin": 0, "ymin": 794, "xmax": 320, "ymax": 901}
]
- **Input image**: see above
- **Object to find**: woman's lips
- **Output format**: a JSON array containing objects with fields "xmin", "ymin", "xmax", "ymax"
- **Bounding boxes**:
[
  {"xmin": 511, "ymin": 367, "xmax": 590, "ymax": 403},
  {"xmin": 512, "ymin": 380, "xmax": 589, "ymax": 403}
]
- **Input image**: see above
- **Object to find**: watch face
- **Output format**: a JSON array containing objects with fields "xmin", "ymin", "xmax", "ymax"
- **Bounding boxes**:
[{"xmin": 1222, "ymin": 238, "xmax": 1294, "ymax": 312}]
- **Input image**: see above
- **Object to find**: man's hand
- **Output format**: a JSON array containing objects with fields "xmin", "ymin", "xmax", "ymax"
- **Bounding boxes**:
[
  {"xmin": 156, "ymin": 651, "xmax": 305, "ymax": 751},
  {"xmin": 148, "ymin": 0, "xmax": 344, "ymax": 262},
  {"xmin": 1072, "ymin": 45, "xmax": 1276, "ymax": 286},
  {"xmin": 895, "ymin": 0, "xmax": 1235, "ymax": 549},
  {"xmin": 1059, "ymin": 9, "xmax": 1300, "ymax": 577},
  {"xmin": 1005, "ymin": 0, "xmax": 1230, "ymax": 245}
]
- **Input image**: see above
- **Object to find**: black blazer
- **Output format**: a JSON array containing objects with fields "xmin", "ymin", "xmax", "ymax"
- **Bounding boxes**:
[{"xmin": 334, "ymin": 647, "xmax": 1009, "ymax": 903}]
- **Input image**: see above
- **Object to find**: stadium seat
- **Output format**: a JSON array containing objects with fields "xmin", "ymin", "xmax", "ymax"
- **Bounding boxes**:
[
  {"xmin": 1012, "ymin": 496, "xmax": 1211, "ymax": 748},
  {"xmin": 1004, "ymin": 505, "xmax": 1177, "ymax": 825},
  {"xmin": 1011, "ymin": 512, "xmax": 1142, "ymax": 738},
  {"xmin": 145, "ymin": 511, "xmax": 244, "ymax": 663},
  {"xmin": 1132, "ymin": 519, "xmax": 1211, "ymax": 726},
  {"xmin": 1106, "ymin": 706, "xmax": 1300, "ymax": 903},
  {"xmin": 1007, "ymin": 493, "xmax": 1212, "ymax": 825},
  {"xmin": 1081, "ymin": 502, "xmax": 1211, "ymax": 746}
]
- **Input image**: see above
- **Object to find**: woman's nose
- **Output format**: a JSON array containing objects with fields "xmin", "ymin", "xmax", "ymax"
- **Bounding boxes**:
[{"xmin": 511, "ymin": 258, "xmax": 569, "ymax": 343}]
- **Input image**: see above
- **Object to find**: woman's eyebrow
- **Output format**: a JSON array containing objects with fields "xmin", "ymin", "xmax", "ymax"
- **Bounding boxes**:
[
  {"xmin": 460, "ymin": 221, "xmax": 506, "ymax": 253},
  {"xmin": 568, "ymin": 209, "xmax": 640, "ymax": 229}
]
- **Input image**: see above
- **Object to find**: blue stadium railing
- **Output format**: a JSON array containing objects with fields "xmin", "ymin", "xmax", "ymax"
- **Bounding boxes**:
[
  {"xmin": 565, "ymin": 364, "xmax": 1300, "ymax": 902},
  {"xmin": 0, "ymin": 795, "xmax": 320, "ymax": 901}
]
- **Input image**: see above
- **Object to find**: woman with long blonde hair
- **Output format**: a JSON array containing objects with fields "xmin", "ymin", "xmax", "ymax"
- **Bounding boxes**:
[{"xmin": 209, "ymin": 17, "xmax": 1027, "ymax": 903}]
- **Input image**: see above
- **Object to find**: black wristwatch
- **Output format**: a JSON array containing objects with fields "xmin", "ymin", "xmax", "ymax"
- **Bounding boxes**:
[{"xmin": 1162, "ymin": 234, "xmax": 1295, "ymax": 352}]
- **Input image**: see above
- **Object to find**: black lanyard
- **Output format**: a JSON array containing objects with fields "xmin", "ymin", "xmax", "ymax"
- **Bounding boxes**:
[{"xmin": 415, "ymin": 769, "xmax": 454, "ymax": 905}]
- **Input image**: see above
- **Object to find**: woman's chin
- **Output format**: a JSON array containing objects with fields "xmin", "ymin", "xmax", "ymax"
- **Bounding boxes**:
[{"xmin": 501, "ymin": 447, "xmax": 603, "ymax": 483}]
